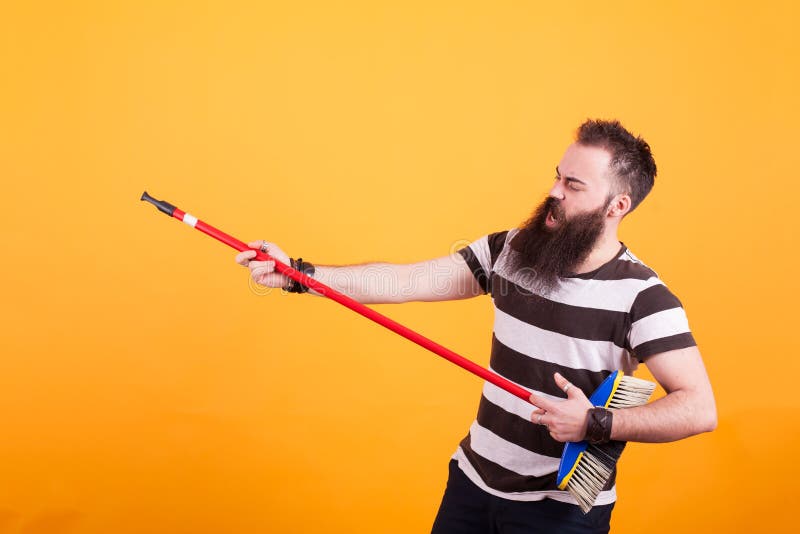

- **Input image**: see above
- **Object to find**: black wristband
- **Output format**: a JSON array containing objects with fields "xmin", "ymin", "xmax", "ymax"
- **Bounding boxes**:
[
  {"xmin": 286, "ymin": 257, "xmax": 315, "ymax": 293},
  {"xmin": 584, "ymin": 407, "xmax": 614, "ymax": 445}
]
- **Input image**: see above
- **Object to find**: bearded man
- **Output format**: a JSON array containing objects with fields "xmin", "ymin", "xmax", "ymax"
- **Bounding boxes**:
[{"xmin": 236, "ymin": 119, "xmax": 717, "ymax": 534}]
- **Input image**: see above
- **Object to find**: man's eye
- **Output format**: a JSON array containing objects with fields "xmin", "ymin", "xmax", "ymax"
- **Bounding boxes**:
[{"xmin": 568, "ymin": 183, "xmax": 581, "ymax": 191}]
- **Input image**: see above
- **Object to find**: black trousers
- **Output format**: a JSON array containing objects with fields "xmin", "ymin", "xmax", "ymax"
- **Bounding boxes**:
[{"xmin": 431, "ymin": 460, "xmax": 614, "ymax": 534}]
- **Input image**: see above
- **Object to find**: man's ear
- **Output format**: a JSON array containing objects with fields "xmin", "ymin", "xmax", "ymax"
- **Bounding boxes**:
[{"xmin": 607, "ymin": 193, "xmax": 632, "ymax": 218}]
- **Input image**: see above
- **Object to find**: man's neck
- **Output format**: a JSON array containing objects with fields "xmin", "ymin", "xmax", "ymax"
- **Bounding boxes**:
[{"xmin": 572, "ymin": 233, "xmax": 623, "ymax": 275}]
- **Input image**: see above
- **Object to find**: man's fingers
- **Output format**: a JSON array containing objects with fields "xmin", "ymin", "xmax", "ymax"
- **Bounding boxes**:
[
  {"xmin": 529, "ymin": 393, "xmax": 556, "ymax": 412},
  {"xmin": 251, "ymin": 261, "xmax": 276, "ymax": 276},
  {"xmin": 255, "ymin": 272, "xmax": 285, "ymax": 287},
  {"xmin": 250, "ymin": 240, "xmax": 273, "ymax": 255},
  {"xmin": 531, "ymin": 411, "xmax": 548, "ymax": 425},
  {"xmin": 236, "ymin": 250, "xmax": 257, "ymax": 265},
  {"xmin": 554, "ymin": 372, "xmax": 583, "ymax": 399},
  {"xmin": 553, "ymin": 372, "xmax": 570, "ymax": 391}
]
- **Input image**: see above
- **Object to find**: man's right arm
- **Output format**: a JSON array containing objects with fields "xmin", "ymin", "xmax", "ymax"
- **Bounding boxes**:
[
  {"xmin": 309, "ymin": 252, "xmax": 485, "ymax": 304},
  {"xmin": 236, "ymin": 240, "xmax": 485, "ymax": 304}
]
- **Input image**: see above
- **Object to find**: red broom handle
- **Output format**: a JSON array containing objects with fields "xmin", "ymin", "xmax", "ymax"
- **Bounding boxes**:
[{"xmin": 141, "ymin": 192, "xmax": 534, "ymax": 403}]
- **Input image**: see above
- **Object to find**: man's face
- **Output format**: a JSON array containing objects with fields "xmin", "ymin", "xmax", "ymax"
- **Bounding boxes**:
[
  {"xmin": 505, "ymin": 143, "xmax": 617, "ymax": 295},
  {"xmin": 545, "ymin": 143, "xmax": 615, "ymax": 229}
]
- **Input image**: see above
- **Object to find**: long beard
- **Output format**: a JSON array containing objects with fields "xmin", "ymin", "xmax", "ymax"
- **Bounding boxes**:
[{"xmin": 507, "ymin": 196, "xmax": 608, "ymax": 295}]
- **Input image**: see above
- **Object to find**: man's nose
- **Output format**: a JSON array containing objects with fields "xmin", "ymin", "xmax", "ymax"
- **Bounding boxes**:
[{"xmin": 548, "ymin": 179, "xmax": 566, "ymax": 200}]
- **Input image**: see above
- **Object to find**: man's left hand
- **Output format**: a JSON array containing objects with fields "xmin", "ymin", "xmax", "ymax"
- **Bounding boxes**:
[{"xmin": 529, "ymin": 373, "xmax": 593, "ymax": 442}]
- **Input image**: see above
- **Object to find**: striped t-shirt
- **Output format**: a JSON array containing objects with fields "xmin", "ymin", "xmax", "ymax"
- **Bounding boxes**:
[{"xmin": 454, "ymin": 228, "xmax": 696, "ymax": 506}]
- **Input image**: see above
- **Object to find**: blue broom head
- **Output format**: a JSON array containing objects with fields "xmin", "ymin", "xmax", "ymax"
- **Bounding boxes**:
[
  {"xmin": 555, "ymin": 370, "xmax": 656, "ymax": 512},
  {"xmin": 556, "ymin": 370, "xmax": 622, "ymax": 488}
]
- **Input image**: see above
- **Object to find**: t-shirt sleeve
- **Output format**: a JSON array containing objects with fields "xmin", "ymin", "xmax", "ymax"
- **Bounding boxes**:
[
  {"xmin": 456, "ymin": 230, "xmax": 509, "ymax": 295},
  {"xmin": 628, "ymin": 282, "xmax": 697, "ymax": 361}
]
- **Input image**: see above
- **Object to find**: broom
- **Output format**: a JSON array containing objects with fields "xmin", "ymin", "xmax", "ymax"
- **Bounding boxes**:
[
  {"xmin": 556, "ymin": 370, "xmax": 656, "ymax": 512},
  {"xmin": 141, "ymin": 191, "xmax": 655, "ymax": 512}
]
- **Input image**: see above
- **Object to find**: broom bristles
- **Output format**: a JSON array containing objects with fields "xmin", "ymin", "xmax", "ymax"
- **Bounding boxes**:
[{"xmin": 565, "ymin": 375, "xmax": 656, "ymax": 513}]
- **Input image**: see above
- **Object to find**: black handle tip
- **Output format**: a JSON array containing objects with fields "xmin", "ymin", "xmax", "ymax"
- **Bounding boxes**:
[{"xmin": 140, "ymin": 191, "xmax": 177, "ymax": 217}]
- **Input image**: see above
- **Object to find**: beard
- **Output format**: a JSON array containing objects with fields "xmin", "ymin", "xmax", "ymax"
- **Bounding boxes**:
[{"xmin": 506, "ymin": 196, "xmax": 608, "ymax": 295}]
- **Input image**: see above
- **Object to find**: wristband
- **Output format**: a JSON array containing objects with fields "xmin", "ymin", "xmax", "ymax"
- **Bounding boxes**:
[
  {"xmin": 584, "ymin": 407, "xmax": 613, "ymax": 445},
  {"xmin": 282, "ymin": 258, "xmax": 297, "ymax": 292},
  {"xmin": 285, "ymin": 257, "xmax": 315, "ymax": 293}
]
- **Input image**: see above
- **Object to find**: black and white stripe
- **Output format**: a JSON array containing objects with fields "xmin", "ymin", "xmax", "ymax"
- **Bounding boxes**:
[{"xmin": 453, "ymin": 228, "xmax": 696, "ymax": 504}]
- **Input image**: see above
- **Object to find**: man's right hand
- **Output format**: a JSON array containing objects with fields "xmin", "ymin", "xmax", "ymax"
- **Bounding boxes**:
[{"xmin": 235, "ymin": 240, "xmax": 292, "ymax": 289}]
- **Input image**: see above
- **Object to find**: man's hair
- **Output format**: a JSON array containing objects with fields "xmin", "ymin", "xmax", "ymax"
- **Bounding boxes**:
[{"xmin": 575, "ymin": 119, "xmax": 657, "ymax": 214}]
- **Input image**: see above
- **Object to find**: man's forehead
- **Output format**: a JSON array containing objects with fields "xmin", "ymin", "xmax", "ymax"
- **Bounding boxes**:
[{"xmin": 557, "ymin": 143, "xmax": 612, "ymax": 182}]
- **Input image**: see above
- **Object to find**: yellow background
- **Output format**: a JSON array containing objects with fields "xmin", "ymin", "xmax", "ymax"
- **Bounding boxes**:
[{"xmin": 2, "ymin": 1, "xmax": 798, "ymax": 532}]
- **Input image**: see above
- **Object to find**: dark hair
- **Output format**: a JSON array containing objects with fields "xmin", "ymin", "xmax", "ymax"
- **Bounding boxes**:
[{"xmin": 576, "ymin": 119, "xmax": 657, "ymax": 214}]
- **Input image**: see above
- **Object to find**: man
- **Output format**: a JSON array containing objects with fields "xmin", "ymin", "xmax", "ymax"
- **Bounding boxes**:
[{"xmin": 235, "ymin": 119, "xmax": 717, "ymax": 533}]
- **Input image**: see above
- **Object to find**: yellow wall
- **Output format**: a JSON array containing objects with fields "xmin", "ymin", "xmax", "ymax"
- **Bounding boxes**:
[{"xmin": 2, "ymin": 1, "xmax": 798, "ymax": 532}]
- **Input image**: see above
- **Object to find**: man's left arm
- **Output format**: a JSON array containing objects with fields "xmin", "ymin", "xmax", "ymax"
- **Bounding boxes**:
[
  {"xmin": 609, "ymin": 345, "xmax": 717, "ymax": 442},
  {"xmin": 530, "ymin": 346, "xmax": 717, "ymax": 443}
]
